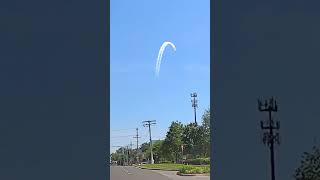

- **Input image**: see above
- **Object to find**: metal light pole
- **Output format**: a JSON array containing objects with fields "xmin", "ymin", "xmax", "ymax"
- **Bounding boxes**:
[
  {"xmin": 143, "ymin": 120, "xmax": 156, "ymax": 164},
  {"xmin": 258, "ymin": 97, "xmax": 280, "ymax": 180},
  {"xmin": 191, "ymin": 92, "xmax": 198, "ymax": 125}
]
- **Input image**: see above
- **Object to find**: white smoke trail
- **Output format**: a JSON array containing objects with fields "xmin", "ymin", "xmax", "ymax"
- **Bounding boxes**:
[{"xmin": 155, "ymin": 41, "xmax": 176, "ymax": 77}]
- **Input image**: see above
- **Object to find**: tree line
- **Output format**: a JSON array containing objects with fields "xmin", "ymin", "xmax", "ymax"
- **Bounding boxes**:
[{"xmin": 111, "ymin": 107, "xmax": 211, "ymax": 165}]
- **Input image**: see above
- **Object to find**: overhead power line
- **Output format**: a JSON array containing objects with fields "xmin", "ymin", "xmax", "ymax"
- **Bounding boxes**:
[
  {"xmin": 110, "ymin": 128, "xmax": 136, "ymax": 132},
  {"xmin": 111, "ymin": 135, "xmax": 135, "ymax": 138}
]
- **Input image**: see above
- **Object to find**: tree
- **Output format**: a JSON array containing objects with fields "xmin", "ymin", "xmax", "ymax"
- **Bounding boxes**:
[
  {"xmin": 200, "ymin": 107, "xmax": 211, "ymax": 157},
  {"xmin": 182, "ymin": 123, "xmax": 200, "ymax": 158},
  {"xmin": 163, "ymin": 121, "xmax": 184, "ymax": 163},
  {"xmin": 139, "ymin": 142, "xmax": 150, "ymax": 162},
  {"xmin": 145, "ymin": 140, "xmax": 164, "ymax": 163},
  {"xmin": 111, "ymin": 148, "xmax": 126, "ymax": 165},
  {"xmin": 140, "ymin": 142, "xmax": 150, "ymax": 153},
  {"xmin": 294, "ymin": 145, "xmax": 320, "ymax": 180},
  {"xmin": 111, "ymin": 152, "xmax": 120, "ymax": 162},
  {"xmin": 160, "ymin": 138, "xmax": 174, "ymax": 161},
  {"xmin": 182, "ymin": 107, "xmax": 211, "ymax": 158}
]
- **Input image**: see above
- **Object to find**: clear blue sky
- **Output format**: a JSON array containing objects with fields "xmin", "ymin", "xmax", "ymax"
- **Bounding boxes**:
[{"xmin": 110, "ymin": 0, "xmax": 210, "ymax": 153}]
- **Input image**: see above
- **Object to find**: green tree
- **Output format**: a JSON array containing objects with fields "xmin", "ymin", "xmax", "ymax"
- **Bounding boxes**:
[
  {"xmin": 160, "ymin": 138, "xmax": 174, "ymax": 161},
  {"xmin": 140, "ymin": 142, "xmax": 150, "ymax": 153},
  {"xmin": 294, "ymin": 145, "xmax": 320, "ymax": 180},
  {"xmin": 111, "ymin": 148, "xmax": 126, "ymax": 165},
  {"xmin": 145, "ymin": 140, "xmax": 164, "ymax": 163},
  {"xmin": 182, "ymin": 123, "xmax": 200, "ymax": 158},
  {"xmin": 163, "ymin": 121, "xmax": 184, "ymax": 163},
  {"xmin": 111, "ymin": 152, "xmax": 120, "ymax": 161},
  {"xmin": 200, "ymin": 107, "xmax": 210, "ymax": 157},
  {"xmin": 182, "ymin": 107, "xmax": 211, "ymax": 158},
  {"xmin": 139, "ymin": 142, "xmax": 150, "ymax": 161}
]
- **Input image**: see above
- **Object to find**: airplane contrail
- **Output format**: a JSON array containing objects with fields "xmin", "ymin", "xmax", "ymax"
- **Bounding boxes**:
[{"xmin": 155, "ymin": 41, "xmax": 176, "ymax": 77}]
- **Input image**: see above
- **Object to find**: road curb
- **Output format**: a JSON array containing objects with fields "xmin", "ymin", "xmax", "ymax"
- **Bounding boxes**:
[
  {"xmin": 134, "ymin": 166, "xmax": 210, "ymax": 177},
  {"xmin": 138, "ymin": 167, "xmax": 178, "ymax": 171},
  {"xmin": 177, "ymin": 172, "xmax": 210, "ymax": 176}
]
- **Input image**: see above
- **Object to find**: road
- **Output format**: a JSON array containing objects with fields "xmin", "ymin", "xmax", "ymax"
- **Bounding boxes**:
[
  {"xmin": 110, "ymin": 166, "xmax": 210, "ymax": 180},
  {"xmin": 111, "ymin": 166, "xmax": 172, "ymax": 180}
]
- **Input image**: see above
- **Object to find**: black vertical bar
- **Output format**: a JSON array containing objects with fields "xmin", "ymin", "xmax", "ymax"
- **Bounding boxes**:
[
  {"xmin": 269, "ymin": 110, "xmax": 275, "ymax": 180},
  {"xmin": 136, "ymin": 128, "xmax": 139, "ymax": 151},
  {"xmin": 148, "ymin": 122, "xmax": 153, "ymax": 164},
  {"xmin": 194, "ymin": 105, "xmax": 197, "ymax": 124}
]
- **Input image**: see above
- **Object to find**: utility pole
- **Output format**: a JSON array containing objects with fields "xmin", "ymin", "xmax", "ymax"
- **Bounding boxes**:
[
  {"xmin": 143, "ymin": 120, "xmax": 156, "ymax": 164},
  {"xmin": 191, "ymin": 92, "xmax": 198, "ymax": 125},
  {"xmin": 258, "ymin": 97, "xmax": 280, "ymax": 180},
  {"xmin": 133, "ymin": 128, "xmax": 141, "ymax": 163}
]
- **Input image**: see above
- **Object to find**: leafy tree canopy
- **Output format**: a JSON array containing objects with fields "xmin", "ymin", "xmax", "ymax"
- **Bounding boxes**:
[{"xmin": 294, "ymin": 145, "xmax": 320, "ymax": 180}]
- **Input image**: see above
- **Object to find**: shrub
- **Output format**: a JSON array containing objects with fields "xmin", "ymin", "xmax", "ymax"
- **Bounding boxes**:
[
  {"xmin": 179, "ymin": 165, "xmax": 210, "ymax": 174},
  {"xmin": 183, "ymin": 158, "xmax": 210, "ymax": 165}
]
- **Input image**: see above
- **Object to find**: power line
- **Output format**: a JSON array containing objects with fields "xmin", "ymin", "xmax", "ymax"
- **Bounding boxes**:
[
  {"xmin": 111, "ymin": 135, "xmax": 135, "ymax": 138},
  {"xmin": 110, "ymin": 128, "xmax": 136, "ymax": 132}
]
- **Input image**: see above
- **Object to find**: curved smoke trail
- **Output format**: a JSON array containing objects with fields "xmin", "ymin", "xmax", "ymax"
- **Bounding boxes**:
[{"xmin": 155, "ymin": 41, "xmax": 176, "ymax": 77}]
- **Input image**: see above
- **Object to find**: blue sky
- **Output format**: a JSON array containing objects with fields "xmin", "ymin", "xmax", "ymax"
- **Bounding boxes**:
[{"xmin": 110, "ymin": 0, "xmax": 210, "ymax": 153}]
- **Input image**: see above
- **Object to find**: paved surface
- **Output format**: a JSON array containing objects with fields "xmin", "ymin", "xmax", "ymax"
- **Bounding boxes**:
[
  {"xmin": 110, "ymin": 166, "xmax": 210, "ymax": 180},
  {"xmin": 111, "ymin": 166, "xmax": 172, "ymax": 180},
  {"xmin": 151, "ymin": 169, "xmax": 210, "ymax": 180}
]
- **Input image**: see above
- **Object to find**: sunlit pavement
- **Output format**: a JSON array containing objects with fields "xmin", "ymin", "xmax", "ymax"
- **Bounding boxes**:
[
  {"xmin": 110, "ymin": 166, "xmax": 210, "ymax": 180},
  {"xmin": 111, "ymin": 166, "xmax": 172, "ymax": 180}
]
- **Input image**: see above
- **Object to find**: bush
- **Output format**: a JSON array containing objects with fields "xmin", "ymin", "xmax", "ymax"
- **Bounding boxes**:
[
  {"xmin": 179, "ymin": 165, "xmax": 210, "ymax": 174},
  {"xmin": 141, "ymin": 163, "xmax": 184, "ymax": 171},
  {"xmin": 183, "ymin": 158, "xmax": 210, "ymax": 165}
]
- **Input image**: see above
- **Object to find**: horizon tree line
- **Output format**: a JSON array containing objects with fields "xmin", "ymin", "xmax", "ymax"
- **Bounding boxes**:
[{"xmin": 110, "ymin": 107, "xmax": 211, "ymax": 165}]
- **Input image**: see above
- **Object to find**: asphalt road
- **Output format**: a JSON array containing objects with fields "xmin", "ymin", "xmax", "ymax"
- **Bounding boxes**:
[
  {"xmin": 110, "ymin": 166, "xmax": 210, "ymax": 180},
  {"xmin": 110, "ymin": 166, "xmax": 172, "ymax": 180}
]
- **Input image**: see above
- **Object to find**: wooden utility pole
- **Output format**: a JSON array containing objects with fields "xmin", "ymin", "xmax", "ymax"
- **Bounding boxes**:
[
  {"xmin": 133, "ymin": 128, "xmax": 141, "ymax": 163},
  {"xmin": 142, "ymin": 120, "xmax": 156, "ymax": 164}
]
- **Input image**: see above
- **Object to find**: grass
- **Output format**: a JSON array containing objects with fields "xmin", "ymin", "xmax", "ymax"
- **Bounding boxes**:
[{"xmin": 139, "ymin": 163, "xmax": 210, "ymax": 174}]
